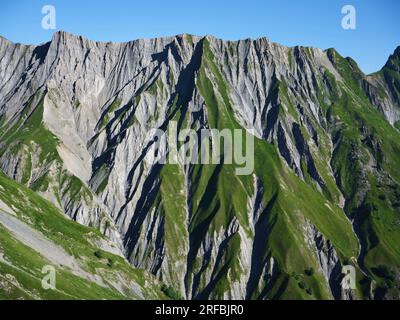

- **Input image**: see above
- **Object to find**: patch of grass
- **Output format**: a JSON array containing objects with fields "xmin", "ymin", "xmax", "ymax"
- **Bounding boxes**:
[{"xmin": 161, "ymin": 284, "xmax": 184, "ymax": 300}]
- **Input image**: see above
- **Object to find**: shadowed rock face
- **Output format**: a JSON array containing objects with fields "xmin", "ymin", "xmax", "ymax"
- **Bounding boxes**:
[{"xmin": 0, "ymin": 31, "xmax": 399, "ymax": 300}]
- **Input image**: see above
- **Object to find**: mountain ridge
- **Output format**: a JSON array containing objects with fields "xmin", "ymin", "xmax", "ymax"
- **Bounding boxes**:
[
  {"xmin": 0, "ymin": 31, "xmax": 400, "ymax": 299},
  {"xmin": 2, "ymin": 30, "xmax": 396, "ymax": 74}
]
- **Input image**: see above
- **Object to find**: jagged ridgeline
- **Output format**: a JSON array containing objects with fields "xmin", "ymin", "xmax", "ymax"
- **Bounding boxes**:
[{"xmin": 0, "ymin": 31, "xmax": 399, "ymax": 300}]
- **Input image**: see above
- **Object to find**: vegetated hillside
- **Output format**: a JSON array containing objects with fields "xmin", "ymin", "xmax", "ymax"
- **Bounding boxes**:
[
  {"xmin": 0, "ymin": 32, "xmax": 399, "ymax": 299},
  {"xmin": 0, "ymin": 171, "xmax": 168, "ymax": 299}
]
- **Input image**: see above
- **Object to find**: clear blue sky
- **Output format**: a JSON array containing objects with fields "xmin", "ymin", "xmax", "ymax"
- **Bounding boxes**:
[{"xmin": 0, "ymin": 0, "xmax": 399, "ymax": 74}]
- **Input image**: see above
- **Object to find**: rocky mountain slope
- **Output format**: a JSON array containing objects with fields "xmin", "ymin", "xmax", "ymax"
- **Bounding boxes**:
[
  {"xmin": 0, "ymin": 31, "xmax": 399, "ymax": 299},
  {"xmin": 0, "ymin": 171, "xmax": 168, "ymax": 299}
]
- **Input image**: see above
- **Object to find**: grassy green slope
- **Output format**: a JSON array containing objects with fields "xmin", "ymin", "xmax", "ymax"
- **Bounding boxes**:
[
  {"xmin": 0, "ymin": 170, "xmax": 167, "ymax": 300},
  {"xmin": 180, "ymin": 39, "xmax": 360, "ymax": 300},
  {"xmin": 325, "ymin": 49, "xmax": 400, "ymax": 298}
]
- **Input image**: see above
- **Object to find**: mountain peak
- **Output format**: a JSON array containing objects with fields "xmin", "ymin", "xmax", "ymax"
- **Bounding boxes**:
[
  {"xmin": 51, "ymin": 30, "xmax": 88, "ymax": 43},
  {"xmin": 393, "ymin": 45, "xmax": 400, "ymax": 57},
  {"xmin": 383, "ymin": 45, "xmax": 400, "ymax": 71}
]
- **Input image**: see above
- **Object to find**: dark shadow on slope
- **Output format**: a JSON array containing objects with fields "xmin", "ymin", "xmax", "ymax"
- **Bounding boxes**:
[
  {"xmin": 262, "ymin": 72, "xmax": 280, "ymax": 140},
  {"xmin": 352, "ymin": 202, "xmax": 380, "ymax": 273},
  {"xmin": 277, "ymin": 123, "xmax": 298, "ymax": 174},
  {"xmin": 189, "ymin": 202, "xmax": 221, "ymax": 299},
  {"xmin": 292, "ymin": 122, "xmax": 325, "ymax": 188},
  {"xmin": 184, "ymin": 162, "xmax": 223, "ymax": 297},
  {"xmin": 245, "ymin": 192, "xmax": 278, "ymax": 299},
  {"xmin": 123, "ymin": 163, "xmax": 164, "ymax": 273},
  {"xmin": 195, "ymin": 228, "xmax": 238, "ymax": 299},
  {"xmin": 8, "ymin": 42, "xmax": 50, "ymax": 100},
  {"xmin": 30, "ymin": 42, "xmax": 51, "ymax": 66},
  {"xmin": 329, "ymin": 261, "xmax": 344, "ymax": 300}
]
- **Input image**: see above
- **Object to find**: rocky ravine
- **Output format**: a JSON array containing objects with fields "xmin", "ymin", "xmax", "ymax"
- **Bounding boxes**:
[{"xmin": 0, "ymin": 31, "xmax": 400, "ymax": 299}]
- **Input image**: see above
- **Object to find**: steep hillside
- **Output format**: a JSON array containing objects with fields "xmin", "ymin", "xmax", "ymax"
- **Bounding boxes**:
[
  {"xmin": 0, "ymin": 32, "xmax": 399, "ymax": 299},
  {"xmin": 0, "ymin": 170, "xmax": 168, "ymax": 299}
]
